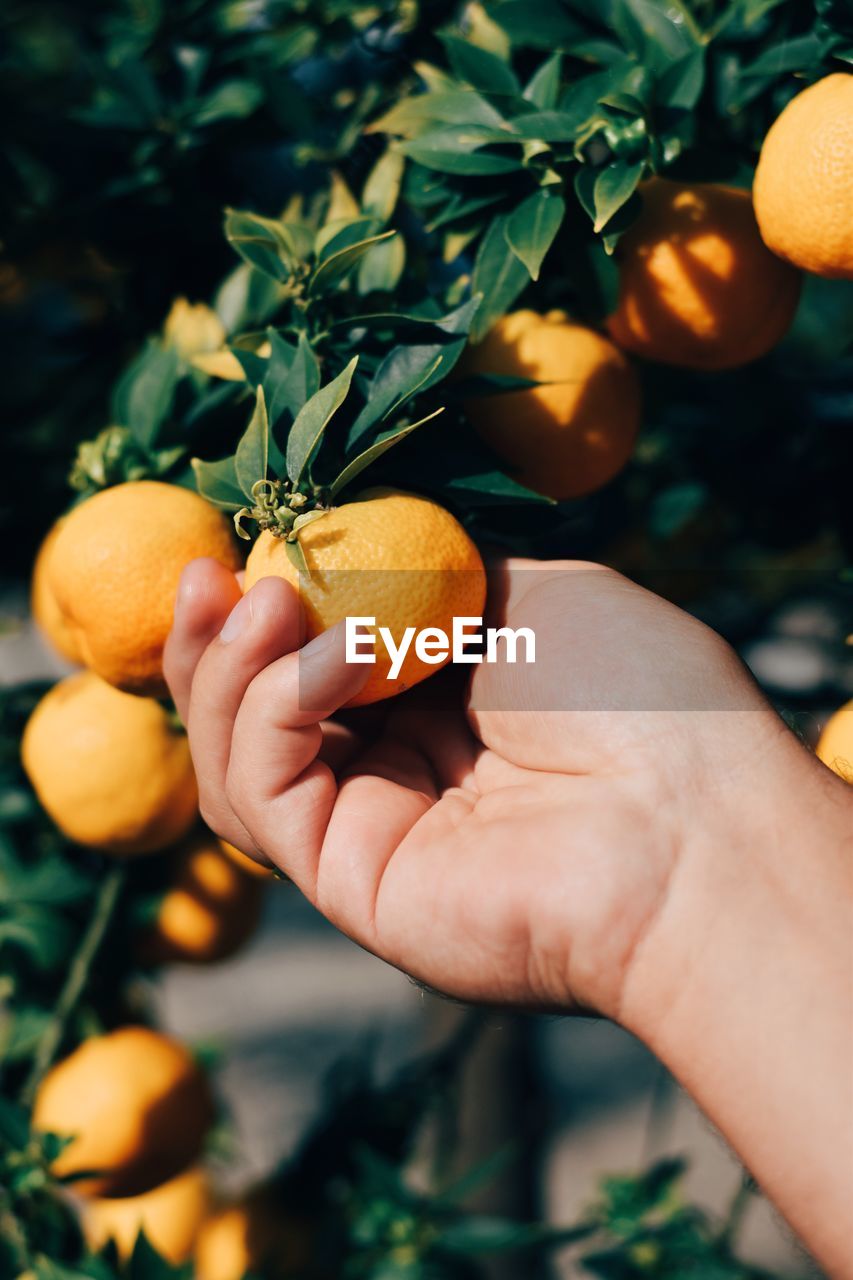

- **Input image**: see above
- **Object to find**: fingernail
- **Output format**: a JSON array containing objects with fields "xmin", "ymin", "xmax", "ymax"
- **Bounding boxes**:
[
  {"xmin": 300, "ymin": 622, "xmax": 344, "ymax": 663},
  {"xmin": 219, "ymin": 593, "xmax": 252, "ymax": 643}
]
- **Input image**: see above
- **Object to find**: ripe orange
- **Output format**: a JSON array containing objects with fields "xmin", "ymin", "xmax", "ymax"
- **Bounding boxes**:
[
  {"xmin": 606, "ymin": 179, "xmax": 801, "ymax": 369},
  {"xmin": 143, "ymin": 831, "xmax": 264, "ymax": 964},
  {"xmin": 244, "ymin": 488, "xmax": 486, "ymax": 706},
  {"xmin": 31, "ymin": 521, "xmax": 82, "ymax": 664},
  {"xmin": 194, "ymin": 1187, "xmax": 310, "ymax": 1280},
  {"xmin": 47, "ymin": 481, "xmax": 242, "ymax": 695},
  {"xmin": 754, "ymin": 74, "xmax": 853, "ymax": 280},
  {"xmin": 32, "ymin": 1027, "xmax": 213, "ymax": 1198},
  {"xmin": 21, "ymin": 671, "xmax": 197, "ymax": 855},
  {"xmin": 462, "ymin": 309, "xmax": 640, "ymax": 500},
  {"xmin": 816, "ymin": 700, "xmax": 853, "ymax": 782},
  {"xmin": 83, "ymin": 1166, "xmax": 210, "ymax": 1263}
]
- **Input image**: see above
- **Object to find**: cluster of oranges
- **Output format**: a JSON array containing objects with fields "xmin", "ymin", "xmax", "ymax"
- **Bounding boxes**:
[
  {"xmin": 466, "ymin": 74, "xmax": 852, "ymax": 501},
  {"xmin": 18, "ymin": 71, "xmax": 852, "ymax": 1275},
  {"xmin": 32, "ymin": 1028, "xmax": 304, "ymax": 1276}
]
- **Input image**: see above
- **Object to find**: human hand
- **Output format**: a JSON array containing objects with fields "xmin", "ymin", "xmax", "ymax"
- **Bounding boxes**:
[{"xmin": 162, "ymin": 555, "xmax": 815, "ymax": 1024}]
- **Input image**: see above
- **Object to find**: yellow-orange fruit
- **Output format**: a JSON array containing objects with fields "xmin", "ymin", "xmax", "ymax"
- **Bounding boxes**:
[
  {"xmin": 244, "ymin": 488, "xmax": 486, "ymax": 707},
  {"xmin": 21, "ymin": 671, "xmax": 197, "ymax": 855},
  {"xmin": 31, "ymin": 521, "xmax": 82, "ymax": 664},
  {"xmin": 32, "ymin": 1028, "xmax": 213, "ymax": 1198},
  {"xmin": 143, "ymin": 832, "xmax": 264, "ymax": 964},
  {"xmin": 607, "ymin": 179, "xmax": 801, "ymax": 369},
  {"xmin": 47, "ymin": 481, "xmax": 242, "ymax": 695},
  {"xmin": 754, "ymin": 74, "xmax": 853, "ymax": 279},
  {"xmin": 462, "ymin": 309, "xmax": 640, "ymax": 499},
  {"xmin": 816, "ymin": 700, "xmax": 853, "ymax": 782},
  {"xmin": 194, "ymin": 1187, "xmax": 310, "ymax": 1280},
  {"xmin": 83, "ymin": 1166, "xmax": 210, "ymax": 1263}
]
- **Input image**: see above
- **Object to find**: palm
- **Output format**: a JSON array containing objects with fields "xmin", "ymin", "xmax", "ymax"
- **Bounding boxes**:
[{"xmin": 310, "ymin": 673, "xmax": 673, "ymax": 1019}]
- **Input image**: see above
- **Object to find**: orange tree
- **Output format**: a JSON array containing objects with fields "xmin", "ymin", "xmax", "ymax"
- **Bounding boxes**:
[{"xmin": 2, "ymin": 3, "xmax": 852, "ymax": 1278}]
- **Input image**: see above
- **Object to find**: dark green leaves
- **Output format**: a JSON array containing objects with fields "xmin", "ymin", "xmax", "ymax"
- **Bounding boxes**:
[
  {"xmin": 471, "ymin": 215, "xmax": 531, "ymax": 341},
  {"xmin": 234, "ymin": 387, "xmax": 269, "ymax": 497},
  {"xmin": 441, "ymin": 35, "xmax": 521, "ymax": 97},
  {"xmin": 286, "ymin": 357, "xmax": 357, "ymax": 488},
  {"xmin": 224, "ymin": 209, "xmax": 295, "ymax": 283},
  {"xmin": 506, "ymin": 189, "xmax": 566, "ymax": 279}
]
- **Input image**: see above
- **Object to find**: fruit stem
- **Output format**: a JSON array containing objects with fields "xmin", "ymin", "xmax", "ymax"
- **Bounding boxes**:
[{"xmin": 20, "ymin": 864, "xmax": 127, "ymax": 1107}]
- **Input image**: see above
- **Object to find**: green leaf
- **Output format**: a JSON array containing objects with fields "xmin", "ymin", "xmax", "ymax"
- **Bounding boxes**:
[
  {"xmin": 308, "ymin": 232, "xmax": 397, "ymax": 298},
  {"xmin": 368, "ymin": 90, "xmax": 506, "ymax": 139},
  {"xmin": 193, "ymin": 79, "xmax": 263, "ymax": 126},
  {"xmin": 315, "ymin": 216, "xmax": 381, "ymax": 261},
  {"xmin": 592, "ymin": 160, "xmax": 645, "ymax": 232},
  {"xmin": 191, "ymin": 455, "xmax": 246, "ymax": 511},
  {"xmin": 523, "ymin": 53, "xmax": 562, "ymax": 109},
  {"xmin": 441, "ymin": 34, "xmax": 521, "ymax": 96},
  {"xmin": 347, "ymin": 298, "xmax": 479, "ymax": 446},
  {"xmin": 224, "ymin": 209, "xmax": 293, "ymax": 282},
  {"xmin": 0, "ymin": 1094, "xmax": 31, "ymax": 1147},
  {"xmin": 470, "ymin": 214, "xmax": 531, "ymax": 341},
  {"xmin": 398, "ymin": 128, "xmax": 521, "ymax": 175},
  {"xmin": 265, "ymin": 330, "xmax": 321, "ymax": 427},
  {"xmin": 490, "ymin": 0, "xmax": 584, "ymax": 47},
  {"xmin": 358, "ymin": 234, "xmax": 406, "ymax": 295},
  {"xmin": 0, "ymin": 850, "xmax": 93, "ymax": 906},
  {"xmin": 508, "ymin": 109, "xmax": 592, "ymax": 142},
  {"xmin": 286, "ymin": 358, "xmax": 358, "ymax": 488},
  {"xmin": 656, "ymin": 48, "xmax": 705, "ymax": 111},
  {"xmin": 362, "ymin": 147, "xmax": 405, "ymax": 221},
  {"xmin": 506, "ymin": 189, "xmax": 565, "ymax": 280},
  {"xmin": 235, "ymin": 387, "xmax": 269, "ymax": 499},
  {"xmin": 128, "ymin": 1229, "xmax": 187, "ymax": 1280},
  {"xmin": 330, "ymin": 409, "xmax": 443, "ymax": 500},
  {"xmin": 0, "ymin": 907, "xmax": 77, "ymax": 971},
  {"xmin": 112, "ymin": 340, "xmax": 180, "ymax": 450}
]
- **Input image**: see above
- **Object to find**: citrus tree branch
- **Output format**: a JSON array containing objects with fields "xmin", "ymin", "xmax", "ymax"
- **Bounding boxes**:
[{"xmin": 20, "ymin": 864, "xmax": 126, "ymax": 1107}]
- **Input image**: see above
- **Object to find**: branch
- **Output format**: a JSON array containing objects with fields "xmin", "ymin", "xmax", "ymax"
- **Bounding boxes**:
[{"xmin": 20, "ymin": 863, "xmax": 126, "ymax": 1107}]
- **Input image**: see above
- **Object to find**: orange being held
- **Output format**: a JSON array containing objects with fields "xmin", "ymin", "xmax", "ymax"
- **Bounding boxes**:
[{"xmin": 244, "ymin": 487, "xmax": 486, "ymax": 707}]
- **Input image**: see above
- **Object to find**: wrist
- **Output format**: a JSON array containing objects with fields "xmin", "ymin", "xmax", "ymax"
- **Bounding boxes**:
[
  {"xmin": 619, "ymin": 709, "xmax": 850, "ymax": 1042},
  {"xmin": 617, "ymin": 712, "xmax": 853, "ymax": 1274}
]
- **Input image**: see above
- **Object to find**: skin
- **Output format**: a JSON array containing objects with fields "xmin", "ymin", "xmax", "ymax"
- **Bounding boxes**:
[{"xmin": 165, "ymin": 556, "xmax": 853, "ymax": 1277}]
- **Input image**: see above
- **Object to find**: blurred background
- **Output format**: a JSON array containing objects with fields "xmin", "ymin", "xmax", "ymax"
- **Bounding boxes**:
[{"xmin": 2, "ymin": 1, "xmax": 851, "ymax": 1276}]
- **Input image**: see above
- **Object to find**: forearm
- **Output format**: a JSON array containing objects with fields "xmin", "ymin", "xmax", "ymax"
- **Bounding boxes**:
[{"xmin": 622, "ymin": 720, "xmax": 853, "ymax": 1276}]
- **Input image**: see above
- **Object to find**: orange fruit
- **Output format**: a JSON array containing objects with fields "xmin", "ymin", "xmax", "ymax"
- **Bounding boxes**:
[
  {"xmin": 32, "ymin": 1027, "xmax": 213, "ymax": 1198},
  {"xmin": 143, "ymin": 831, "xmax": 264, "ymax": 964},
  {"xmin": 194, "ymin": 1187, "xmax": 310, "ymax": 1280},
  {"xmin": 462, "ymin": 310, "xmax": 640, "ymax": 499},
  {"xmin": 31, "ymin": 521, "xmax": 82, "ymax": 664},
  {"xmin": 816, "ymin": 700, "xmax": 853, "ymax": 783},
  {"xmin": 83, "ymin": 1166, "xmax": 210, "ymax": 1263},
  {"xmin": 754, "ymin": 74, "xmax": 853, "ymax": 280},
  {"xmin": 244, "ymin": 487, "xmax": 485, "ymax": 706},
  {"xmin": 21, "ymin": 671, "xmax": 197, "ymax": 855},
  {"xmin": 606, "ymin": 179, "xmax": 801, "ymax": 369},
  {"xmin": 47, "ymin": 481, "xmax": 242, "ymax": 695},
  {"xmin": 220, "ymin": 839, "xmax": 276, "ymax": 879}
]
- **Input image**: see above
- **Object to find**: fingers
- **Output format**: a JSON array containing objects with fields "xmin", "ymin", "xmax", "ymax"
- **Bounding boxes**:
[
  {"xmin": 164, "ymin": 558, "xmax": 243, "ymax": 723},
  {"xmin": 181, "ymin": 576, "xmax": 304, "ymax": 851},
  {"xmin": 224, "ymin": 623, "xmax": 372, "ymax": 887}
]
